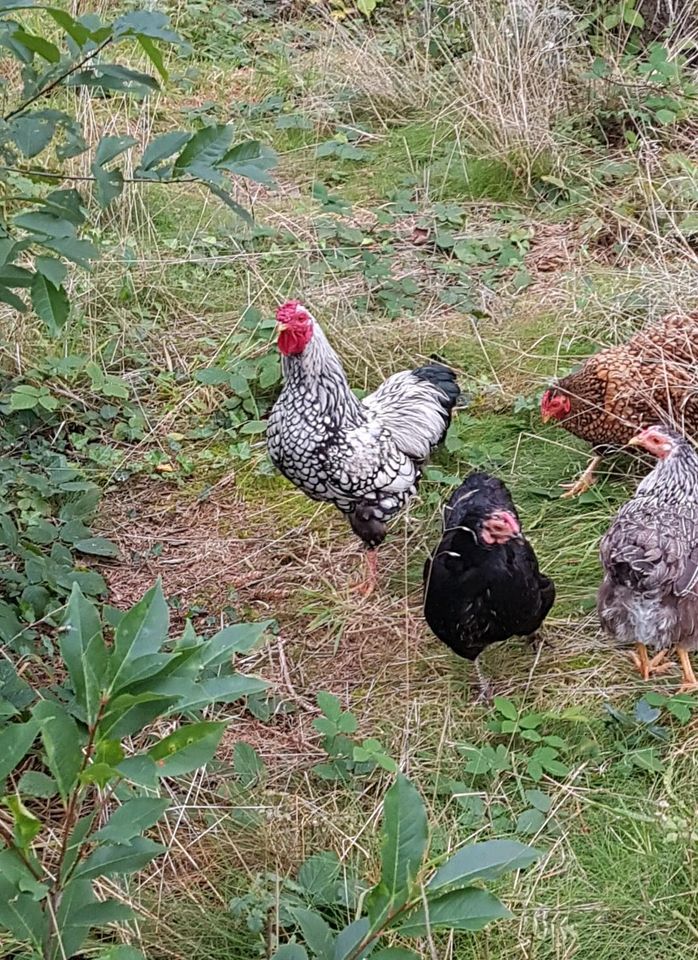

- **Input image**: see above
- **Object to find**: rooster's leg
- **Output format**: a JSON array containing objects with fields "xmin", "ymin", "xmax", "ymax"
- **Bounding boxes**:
[
  {"xmin": 350, "ymin": 549, "xmax": 378, "ymax": 598},
  {"xmin": 677, "ymin": 648, "xmax": 698, "ymax": 694},
  {"xmin": 473, "ymin": 658, "xmax": 494, "ymax": 705},
  {"xmin": 631, "ymin": 644, "xmax": 674, "ymax": 680},
  {"xmin": 560, "ymin": 455, "xmax": 603, "ymax": 500}
]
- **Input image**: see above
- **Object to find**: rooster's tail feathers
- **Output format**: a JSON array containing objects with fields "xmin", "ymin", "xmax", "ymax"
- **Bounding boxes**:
[{"xmin": 411, "ymin": 363, "xmax": 460, "ymax": 414}]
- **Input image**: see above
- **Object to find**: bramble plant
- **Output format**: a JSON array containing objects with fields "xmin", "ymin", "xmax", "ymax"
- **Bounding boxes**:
[
  {"xmin": 270, "ymin": 775, "xmax": 541, "ymax": 958},
  {"xmin": 312, "ymin": 691, "xmax": 397, "ymax": 781},
  {"xmin": 0, "ymin": 2, "xmax": 275, "ymax": 330},
  {"xmin": 0, "ymin": 580, "xmax": 270, "ymax": 959}
]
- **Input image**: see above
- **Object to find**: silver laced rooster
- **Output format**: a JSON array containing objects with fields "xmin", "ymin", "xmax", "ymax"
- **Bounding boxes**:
[
  {"xmin": 266, "ymin": 300, "xmax": 460, "ymax": 595},
  {"xmin": 598, "ymin": 425, "xmax": 698, "ymax": 693}
]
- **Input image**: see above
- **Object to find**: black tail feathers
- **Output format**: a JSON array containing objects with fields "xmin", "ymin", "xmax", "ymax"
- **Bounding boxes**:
[{"xmin": 412, "ymin": 363, "xmax": 460, "ymax": 414}]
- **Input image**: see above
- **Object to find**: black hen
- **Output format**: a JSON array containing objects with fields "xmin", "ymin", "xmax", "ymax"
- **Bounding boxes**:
[{"xmin": 423, "ymin": 472, "xmax": 555, "ymax": 691}]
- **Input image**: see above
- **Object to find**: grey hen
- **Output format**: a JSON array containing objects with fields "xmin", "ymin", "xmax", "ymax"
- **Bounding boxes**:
[
  {"xmin": 266, "ymin": 300, "xmax": 460, "ymax": 595},
  {"xmin": 597, "ymin": 424, "xmax": 698, "ymax": 691}
]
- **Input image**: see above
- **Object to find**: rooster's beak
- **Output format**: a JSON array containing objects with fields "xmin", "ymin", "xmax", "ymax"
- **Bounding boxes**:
[
  {"xmin": 541, "ymin": 411, "xmax": 552, "ymax": 424},
  {"xmin": 276, "ymin": 322, "xmax": 288, "ymax": 336},
  {"xmin": 626, "ymin": 435, "xmax": 642, "ymax": 447}
]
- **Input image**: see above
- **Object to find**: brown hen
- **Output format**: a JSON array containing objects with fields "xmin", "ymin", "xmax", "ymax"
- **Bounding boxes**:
[{"xmin": 540, "ymin": 311, "xmax": 698, "ymax": 496}]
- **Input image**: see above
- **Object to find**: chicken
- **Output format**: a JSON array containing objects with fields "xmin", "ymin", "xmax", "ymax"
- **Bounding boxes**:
[
  {"xmin": 266, "ymin": 300, "xmax": 460, "ymax": 595},
  {"xmin": 423, "ymin": 472, "xmax": 555, "ymax": 696},
  {"xmin": 540, "ymin": 310, "xmax": 698, "ymax": 497},
  {"xmin": 598, "ymin": 425, "xmax": 698, "ymax": 693}
]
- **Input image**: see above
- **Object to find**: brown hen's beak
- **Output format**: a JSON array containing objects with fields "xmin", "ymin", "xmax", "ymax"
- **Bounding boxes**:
[
  {"xmin": 626, "ymin": 435, "xmax": 642, "ymax": 448},
  {"xmin": 541, "ymin": 410, "xmax": 552, "ymax": 424}
]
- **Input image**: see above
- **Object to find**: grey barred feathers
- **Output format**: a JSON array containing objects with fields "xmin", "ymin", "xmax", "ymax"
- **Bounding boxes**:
[
  {"xmin": 266, "ymin": 307, "xmax": 460, "ymax": 548},
  {"xmin": 597, "ymin": 427, "xmax": 698, "ymax": 654}
]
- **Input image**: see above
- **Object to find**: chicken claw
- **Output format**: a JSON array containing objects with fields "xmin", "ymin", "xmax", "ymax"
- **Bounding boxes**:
[
  {"xmin": 349, "ymin": 550, "xmax": 378, "ymax": 598},
  {"xmin": 559, "ymin": 456, "xmax": 602, "ymax": 500},
  {"xmin": 630, "ymin": 644, "xmax": 673, "ymax": 680},
  {"xmin": 677, "ymin": 649, "xmax": 698, "ymax": 694}
]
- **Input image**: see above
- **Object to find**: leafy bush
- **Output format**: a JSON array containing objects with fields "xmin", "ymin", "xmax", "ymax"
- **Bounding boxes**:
[
  {"xmin": 0, "ymin": 3, "xmax": 275, "ymax": 331},
  {"xmin": 270, "ymin": 775, "xmax": 540, "ymax": 958},
  {"xmin": 0, "ymin": 580, "xmax": 270, "ymax": 959}
]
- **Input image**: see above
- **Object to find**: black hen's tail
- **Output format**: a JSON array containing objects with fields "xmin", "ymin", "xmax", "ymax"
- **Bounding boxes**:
[{"xmin": 412, "ymin": 363, "xmax": 460, "ymax": 419}]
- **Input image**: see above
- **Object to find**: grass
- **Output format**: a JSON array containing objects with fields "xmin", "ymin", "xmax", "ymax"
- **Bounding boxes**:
[{"xmin": 5, "ymin": 1, "xmax": 698, "ymax": 958}]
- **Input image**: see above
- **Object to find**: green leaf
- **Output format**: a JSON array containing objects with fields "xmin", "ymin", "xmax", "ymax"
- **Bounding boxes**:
[
  {"xmin": 74, "ymin": 536, "xmax": 120, "ymax": 558},
  {"xmin": 9, "ymin": 113, "xmax": 57, "ymax": 157},
  {"xmin": 18, "ymin": 770, "xmax": 58, "ymax": 797},
  {"xmin": 109, "ymin": 581, "xmax": 169, "ymax": 691},
  {"xmin": 515, "ymin": 808, "xmax": 546, "ymax": 835},
  {"xmin": 298, "ymin": 851, "xmax": 341, "ymax": 900},
  {"xmin": 35, "ymin": 255, "xmax": 67, "ymax": 286},
  {"xmin": 41, "ymin": 235, "xmax": 97, "ymax": 268},
  {"xmin": 373, "ymin": 951, "xmax": 420, "ymax": 959},
  {"xmin": 290, "ymin": 908, "xmax": 335, "ymax": 959},
  {"xmin": 4, "ymin": 795, "xmax": 42, "ymax": 849},
  {"xmin": 233, "ymin": 742, "xmax": 266, "ymax": 787},
  {"xmin": 494, "ymin": 697, "xmax": 517, "ymax": 720},
  {"xmin": 272, "ymin": 947, "xmax": 308, "ymax": 960},
  {"xmin": 317, "ymin": 691, "xmax": 342, "ymax": 721},
  {"xmin": 0, "ymin": 718, "xmax": 38, "ymax": 780},
  {"xmin": 13, "ymin": 27, "xmax": 60, "ymax": 62},
  {"xmin": 148, "ymin": 720, "xmax": 226, "ymax": 776},
  {"xmin": 95, "ymin": 949, "xmax": 147, "ymax": 960},
  {"xmin": 397, "ymin": 887, "xmax": 511, "ymax": 936},
  {"xmin": 95, "ymin": 135, "xmax": 138, "ymax": 166},
  {"xmin": 205, "ymin": 183, "xmax": 253, "ymax": 224},
  {"xmin": 117, "ymin": 753, "xmax": 158, "ymax": 789},
  {"xmin": 524, "ymin": 789, "xmax": 552, "ymax": 813},
  {"xmin": 15, "ymin": 211, "xmax": 75, "ymax": 238},
  {"xmin": 93, "ymin": 797, "xmax": 170, "ymax": 844},
  {"xmin": 428, "ymin": 839, "xmax": 540, "ymax": 894},
  {"xmin": 623, "ymin": 7, "xmax": 644, "ymax": 26},
  {"xmin": 74, "ymin": 836, "xmax": 166, "ymax": 880},
  {"xmin": 369, "ymin": 775, "xmax": 427, "ymax": 926},
  {"xmin": 32, "ymin": 700, "xmax": 82, "ymax": 804},
  {"xmin": 0, "ymin": 874, "xmax": 46, "ymax": 947},
  {"xmin": 46, "ymin": 7, "xmax": 92, "ymax": 46},
  {"xmin": 655, "ymin": 108, "xmax": 676, "ymax": 124},
  {"xmin": 61, "ymin": 812, "xmax": 96, "ymax": 881},
  {"xmin": 60, "ymin": 584, "xmax": 106, "ymax": 726},
  {"xmin": 113, "ymin": 9, "xmax": 181, "ymax": 43},
  {"xmin": 68, "ymin": 63, "xmax": 161, "ymax": 96},
  {"xmin": 138, "ymin": 131, "xmax": 190, "ymax": 174},
  {"xmin": 332, "ymin": 918, "xmax": 370, "ymax": 960},
  {"xmin": 173, "ymin": 124, "xmax": 234, "ymax": 173},
  {"xmin": 93, "ymin": 164, "xmax": 124, "ymax": 208},
  {"xmin": 193, "ymin": 620, "xmax": 271, "ymax": 669},
  {"xmin": 0, "ymin": 284, "xmax": 27, "ymax": 311},
  {"xmin": 138, "ymin": 34, "xmax": 168, "ymax": 81}
]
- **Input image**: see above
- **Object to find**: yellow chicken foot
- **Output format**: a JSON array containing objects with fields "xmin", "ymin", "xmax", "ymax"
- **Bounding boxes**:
[
  {"xmin": 559, "ymin": 455, "xmax": 603, "ymax": 500},
  {"xmin": 350, "ymin": 549, "xmax": 378, "ymax": 598},
  {"xmin": 677, "ymin": 648, "xmax": 698, "ymax": 694},
  {"xmin": 630, "ymin": 644, "xmax": 673, "ymax": 680}
]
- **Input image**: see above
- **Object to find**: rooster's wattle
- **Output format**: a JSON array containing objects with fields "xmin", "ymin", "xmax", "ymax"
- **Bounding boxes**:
[{"xmin": 266, "ymin": 301, "xmax": 460, "ymax": 594}]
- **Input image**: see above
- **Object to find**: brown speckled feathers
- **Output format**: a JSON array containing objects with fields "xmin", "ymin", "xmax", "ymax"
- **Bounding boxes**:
[{"xmin": 553, "ymin": 311, "xmax": 698, "ymax": 448}]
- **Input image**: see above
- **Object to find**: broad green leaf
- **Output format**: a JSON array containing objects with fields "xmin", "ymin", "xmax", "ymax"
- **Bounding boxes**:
[
  {"xmin": 0, "ymin": 875, "xmax": 46, "ymax": 947},
  {"xmin": 14, "ymin": 211, "xmax": 75, "ymax": 237},
  {"xmin": 74, "ymin": 836, "xmax": 165, "ymax": 880},
  {"xmin": 290, "ymin": 908, "xmax": 334, "ymax": 959},
  {"xmin": 317, "ymin": 691, "xmax": 342, "ymax": 721},
  {"xmin": 35, "ymin": 255, "xmax": 67, "ymax": 286},
  {"xmin": 95, "ymin": 135, "xmax": 138, "ymax": 166},
  {"xmin": 99, "ymin": 691, "xmax": 177, "ymax": 740},
  {"xmin": 18, "ymin": 770, "xmax": 57, "ymax": 797},
  {"xmin": 515, "ymin": 809, "xmax": 545, "ymax": 835},
  {"xmin": 41, "ymin": 236, "xmax": 97, "ymax": 268},
  {"xmin": 272, "ymin": 947, "xmax": 309, "ymax": 960},
  {"xmin": 10, "ymin": 113, "xmax": 56, "ymax": 157},
  {"xmin": 4, "ymin": 795, "xmax": 41, "ymax": 849},
  {"xmin": 13, "ymin": 27, "xmax": 60, "ymax": 61},
  {"xmin": 298, "ymin": 851, "xmax": 340, "ymax": 901},
  {"xmin": 93, "ymin": 797, "xmax": 170, "ymax": 844},
  {"xmin": 117, "ymin": 753, "xmax": 158, "ymax": 789},
  {"xmin": 0, "ymin": 284, "xmax": 27, "ymax": 311},
  {"xmin": 173, "ymin": 124, "xmax": 234, "ymax": 173},
  {"xmin": 332, "ymin": 917, "xmax": 370, "ymax": 960},
  {"xmin": 494, "ymin": 697, "xmax": 517, "ymax": 720},
  {"xmin": 68, "ymin": 63, "xmax": 160, "ymax": 96},
  {"xmin": 32, "ymin": 700, "xmax": 82, "ymax": 804},
  {"xmin": 428, "ymin": 840, "xmax": 539, "ymax": 894},
  {"xmin": 60, "ymin": 584, "xmax": 106, "ymax": 725},
  {"xmin": 92, "ymin": 164, "xmax": 124, "ymax": 208},
  {"xmin": 0, "ymin": 718, "xmax": 38, "ymax": 780},
  {"xmin": 206, "ymin": 183, "xmax": 253, "ymax": 224},
  {"xmin": 138, "ymin": 131, "xmax": 189, "ymax": 173},
  {"xmin": 0, "ymin": 849, "xmax": 46, "ymax": 898},
  {"xmin": 159, "ymin": 674, "xmax": 267, "ymax": 713},
  {"xmin": 138, "ymin": 34, "xmax": 168, "ymax": 81},
  {"xmin": 234, "ymin": 742, "xmax": 266, "ymax": 787},
  {"xmin": 397, "ymin": 887, "xmax": 510, "ymax": 936},
  {"xmin": 96, "ymin": 949, "xmax": 147, "ymax": 960},
  {"xmin": 113, "ymin": 9, "xmax": 181, "ymax": 43},
  {"xmin": 149, "ymin": 720, "xmax": 226, "ymax": 776},
  {"xmin": 46, "ymin": 7, "xmax": 92, "ymax": 45},
  {"xmin": 109, "ymin": 581, "xmax": 169, "ymax": 691},
  {"xmin": 74, "ymin": 536, "xmax": 120, "ymax": 558},
  {"xmin": 192, "ymin": 619, "xmax": 271, "ymax": 669},
  {"xmin": 380, "ymin": 775, "xmax": 428, "ymax": 896}
]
